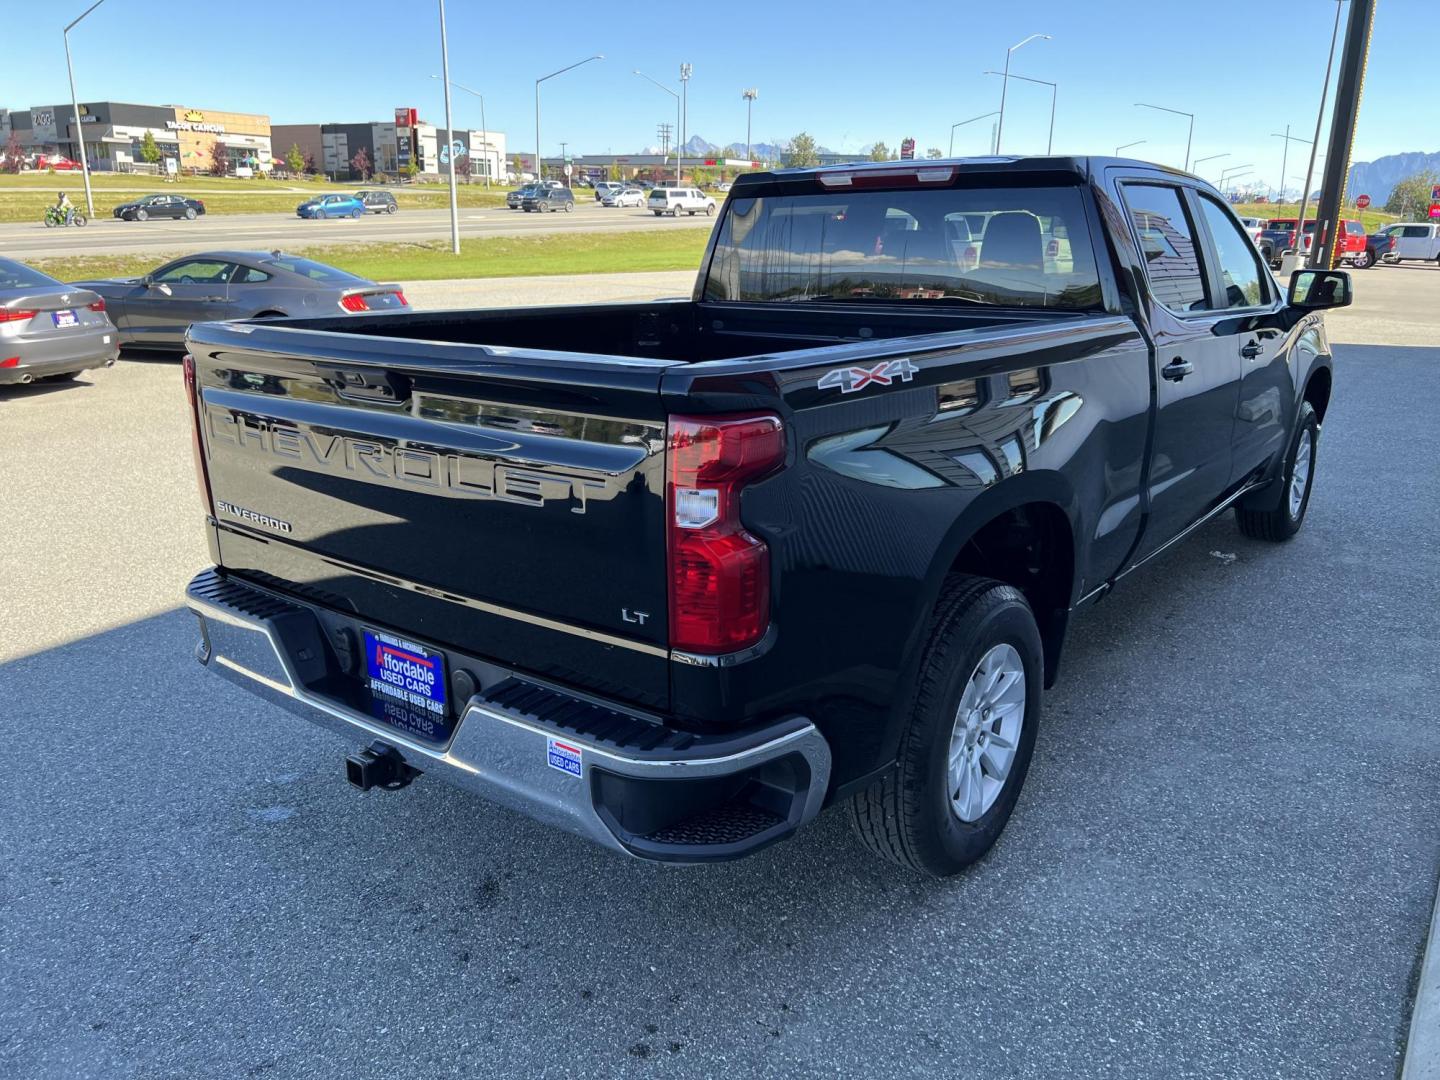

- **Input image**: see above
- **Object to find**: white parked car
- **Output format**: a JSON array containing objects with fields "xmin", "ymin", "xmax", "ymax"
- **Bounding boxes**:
[
  {"xmin": 1236, "ymin": 216, "xmax": 1265, "ymax": 244},
  {"xmin": 717, "ymin": 181, "xmax": 734, "ymax": 193},
  {"xmin": 647, "ymin": 187, "xmax": 717, "ymax": 217},
  {"xmin": 602, "ymin": 187, "xmax": 645, "ymax": 208},
  {"xmin": 593, "ymin": 181, "xmax": 624, "ymax": 202}
]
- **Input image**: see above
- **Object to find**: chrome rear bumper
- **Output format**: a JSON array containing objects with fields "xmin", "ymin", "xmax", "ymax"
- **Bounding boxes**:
[{"xmin": 184, "ymin": 568, "xmax": 831, "ymax": 862}]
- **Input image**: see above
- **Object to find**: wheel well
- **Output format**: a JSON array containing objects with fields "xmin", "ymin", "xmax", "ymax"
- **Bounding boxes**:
[
  {"xmin": 950, "ymin": 502, "xmax": 1074, "ymax": 686},
  {"xmin": 1304, "ymin": 366, "xmax": 1332, "ymax": 423},
  {"xmin": 252, "ymin": 310, "xmax": 287, "ymax": 319}
]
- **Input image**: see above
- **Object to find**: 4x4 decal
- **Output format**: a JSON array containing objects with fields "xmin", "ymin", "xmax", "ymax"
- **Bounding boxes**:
[{"xmin": 817, "ymin": 357, "xmax": 919, "ymax": 395}]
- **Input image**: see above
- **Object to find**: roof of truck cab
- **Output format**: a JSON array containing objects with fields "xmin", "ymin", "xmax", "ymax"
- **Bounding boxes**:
[{"xmin": 735, "ymin": 155, "xmax": 1196, "ymax": 186}]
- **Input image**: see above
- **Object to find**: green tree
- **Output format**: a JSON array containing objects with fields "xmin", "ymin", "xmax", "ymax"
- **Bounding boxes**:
[
  {"xmin": 139, "ymin": 130, "xmax": 162, "ymax": 166},
  {"xmin": 285, "ymin": 143, "xmax": 304, "ymax": 174},
  {"xmin": 784, "ymin": 132, "xmax": 820, "ymax": 168},
  {"xmin": 926, "ymin": 147, "xmax": 943, "ymax": 159},
  {"xmin": 0, "ymin": 131, "xmax": 23, "ymax": 174},
  {"xmin": 868, "ymin": 142, "xmax": 891, "ymax": 161},
  {"xmin": 404, "ymin": 158, "xmax": 419, "ymax": 180},
  {"xmin": 1383, "ymin": 171, "xmax": 1440, "ymax": 218}
]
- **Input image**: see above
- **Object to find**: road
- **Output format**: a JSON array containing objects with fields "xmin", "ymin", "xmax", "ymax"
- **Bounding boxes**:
[
  {"xmin": 0, "ymin": 202, "xmax": 717, "ymax": 258},
  {"xmin": 1, "ymin": 268, "xmax": 1437, "ymax": 1079}
]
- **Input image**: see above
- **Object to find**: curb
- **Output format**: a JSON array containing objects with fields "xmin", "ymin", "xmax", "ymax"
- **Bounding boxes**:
[{"xmin": 1404, "ymin": 875, "xmax": 1440, "ymax": 1077}]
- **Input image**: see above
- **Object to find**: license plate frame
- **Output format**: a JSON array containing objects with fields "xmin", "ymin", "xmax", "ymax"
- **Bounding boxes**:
[
  {"xmin": 361, "ymin": 628, "xmax": 451, "ymax": 744},
  {"xmin": 52, "ymin": 309, "xmax": 78, "ymax": 328}
]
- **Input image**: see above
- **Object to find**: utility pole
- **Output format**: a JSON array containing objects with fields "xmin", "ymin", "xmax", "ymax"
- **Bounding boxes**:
[
  {"xmin": 1313, "ymin": 0, "xmax": 1373, "ymax": 269},
  {"xmin": 437, "ymin": 0, "xmax": 460, "ymax": 254},
  {"xmin": 742, "ymin": 88, "xmax": 758, "ymax": 161},
  {"xmin": 637, "ymin": 72, "xmax": 680, "ymax": 184},
  {"xmin": 679, "ymin": 63, "xmax": 692, "ymax": 184},
  {"xmin": 995, "ymin": 33, "xmax": 1050, "ymax": 154},
  {"xmin": 63, "ymin": 0, "xmax": 108, "ymax": 218}
]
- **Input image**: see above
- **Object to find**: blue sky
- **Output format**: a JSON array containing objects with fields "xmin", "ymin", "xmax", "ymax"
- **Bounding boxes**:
[{"xmin": 1, "ymin": 0, "xmax": 1427, "ymax": 191}]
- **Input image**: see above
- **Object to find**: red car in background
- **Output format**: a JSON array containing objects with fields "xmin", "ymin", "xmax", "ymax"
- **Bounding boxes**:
[
  {"xmin": 1257, "ymin": 218, "xmax": 1367, "ymax": 267},
  {"xmin": 33, "ymin": 155, "xmax": 84, "ymax": 171}
]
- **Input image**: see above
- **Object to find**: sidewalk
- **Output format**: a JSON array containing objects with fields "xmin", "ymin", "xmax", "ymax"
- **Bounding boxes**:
[{"xmin": 400, "ymin": 270, "xmax": 697, "ymax": 311}]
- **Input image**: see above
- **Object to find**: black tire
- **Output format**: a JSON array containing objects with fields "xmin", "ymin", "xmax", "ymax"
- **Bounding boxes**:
[
  {"xmin": 849, "ymin": 575, "xmax": 1043, "ymax": 877},
  {"xmin": 1352, "ymin": 249, "xmax": 1373, "ymax": 269},
  {"xmin": 1236, "ymin": 400, "xmax": 1319, "ymax": 542},
  {"xmin": 184, "ymin": 207, "xmax": 196, "ymax": 220},
  {"xmin": 136, "ymin": 208, "xmax": 148, "ymax": 222},
  {"xmin": 385, "ymin": 203, "xmax": 396, "ymax": 214}
]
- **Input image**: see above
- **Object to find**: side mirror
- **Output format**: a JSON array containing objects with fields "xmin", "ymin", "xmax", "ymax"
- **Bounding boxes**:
[
  {"xmin": 1288, "ymin": 268, "xmax": 1351, "ymax": 310},
  {"xmin": 139, "ymin": 274, "xmax": 152, "ymax": 287}
]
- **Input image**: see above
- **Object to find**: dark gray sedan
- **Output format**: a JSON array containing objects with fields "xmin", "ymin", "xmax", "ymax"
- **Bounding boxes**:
[
  {"xmin": 74, "ymin": 250, "xmax": 408, "ymax": 352},
  {"xmin": 0, "ymin": 256, "xmax": 119, "ymax": 386}
]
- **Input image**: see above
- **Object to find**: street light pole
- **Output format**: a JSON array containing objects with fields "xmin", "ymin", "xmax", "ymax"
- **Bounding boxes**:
[
  {"xmin": 984, "ymin": 71, "xmax": 1056, "ymax": 154},
  {"xmin": 949, "ymin": 111, "xmax": 1000, "ymax": 157},
  {"xmin": 1115, "ymin": 139, "xmax": 1147, "ymax": 157},
  {"xmin": 1134, "ymin": 102, "xmax": 1195, "ymax": 171},
  {"xmin": 63, "ymin": 0, "xmax": 107, "ymax": 218},
  {"xmin": 635, "ymin": 71, "xmax": 681, "ymax": 184},
  {"xmin": 536, "ymin": 54, "xmax": 605, "ymax": 185},
  {"xmin": 431, "ymin": 76, "xmax": 491, "ymax": 188},
  {"xmin": 1220, "ymin": 163, "xmax": 1254, "ymax": 197},
  {"xmin": 995, "ymin": 33, "xmax": 1051, "ymax": 154},
  {"xmin": 1298, "ymin": 0, "xmax": 1346, "ymax": 267},
  {"xmin": 742, "ymin": 88, "xmax": 758, "ymax": 162},
  {"xmin": 436, "ymin": 0, "xmax": 460, "ymax": 254},
  {"xmin": 679, "ymin": 63, "xmax": 692, "ymax": 184},
  {"xmin": 1191, "ymin": 152, "xmax": 1229, "ymax": 181}
]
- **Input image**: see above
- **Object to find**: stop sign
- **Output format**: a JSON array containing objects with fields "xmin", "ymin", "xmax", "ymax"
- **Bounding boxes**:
[{"xmin": 1356, "ymin": 194, "xmax": 1371, "ymax": 209}]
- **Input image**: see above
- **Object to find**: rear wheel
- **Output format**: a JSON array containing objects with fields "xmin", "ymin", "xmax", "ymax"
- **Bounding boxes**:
[
  {"xmin": 1236, "ymin": 400, "xmax": 1319, "ymax": 542},
  {"xmin": 1352, "ymin": 248, "xmax": 1373, "ymax": 269},
  {"xmin": 850, "ymin": 575, "xmax": 1043, "ymax": 877}
]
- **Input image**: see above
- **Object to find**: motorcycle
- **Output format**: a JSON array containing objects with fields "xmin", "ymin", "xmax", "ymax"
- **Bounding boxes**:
[{"xmin": 43, "ymin": 206, "xmax": 87, "ymax": 228}]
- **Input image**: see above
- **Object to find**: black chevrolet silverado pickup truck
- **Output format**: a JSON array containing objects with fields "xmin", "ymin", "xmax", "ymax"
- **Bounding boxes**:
[{"xmin": 182, "ymin": 157, "xmax": 1349, "ymax": 877}]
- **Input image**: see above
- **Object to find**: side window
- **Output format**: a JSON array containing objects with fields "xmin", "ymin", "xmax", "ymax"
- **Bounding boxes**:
[
  {"xmin": 1122, "ymin": 184, "xmax": 1207, "ymax": 313},
  {"xmin": 155, "ymin": 260, "xmax": 234, "ymax": 284},
  {"xmin": 233, "ymin": 267, "xmax": 272, "ymax": 284},
  {"xmin": 1404, "ymin": 225, "xmax": 1429, "ymax": 238},
  {"xmin": 1197, "ymin": 195, "xmax": 1269, "ymax": 309}
]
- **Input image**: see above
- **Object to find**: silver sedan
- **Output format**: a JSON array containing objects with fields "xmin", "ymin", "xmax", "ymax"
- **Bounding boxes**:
[
  {"xmin": 74, "ymin": 250, "xmax": 408, "ymax": 352},
  {"xmin": 0, "ymin": 256, "xmax": 119, "ymax": 386}
]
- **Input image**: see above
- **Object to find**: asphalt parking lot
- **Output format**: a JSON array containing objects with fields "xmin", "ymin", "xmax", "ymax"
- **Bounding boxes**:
[
  {"xmin": 1, "ymin": 266, "xmax": 1437, "ymax": 1078},
  {"xmin": 0, "ymin": 200, "xmax": 718, "ymax": 259}
]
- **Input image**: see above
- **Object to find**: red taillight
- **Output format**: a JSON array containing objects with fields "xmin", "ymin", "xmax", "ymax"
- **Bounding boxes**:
[
  {"xmin": 394, "ymin": 290, "xmax": 409, "ymax": 307},
  {"xmin": 666, "ymin": 413, "xmax": 785, "ymax": 654},
  {"xmin": 339, "ymin": 293, "xmax": 370, "ymax": 312},
  {"xmin": 1, "ymin": 357, "xmax": 19, "ymax": 368},
  {"xmin": 0, "ymin": 309, "xmax": 37, "ymax": 323},
  {"xmin": 87, "ymin": 299, "xmax": 105, "ymax": 313},
  {"xmin": 182, "ymin": 354, "xmax": 214, "ymax": 513}
]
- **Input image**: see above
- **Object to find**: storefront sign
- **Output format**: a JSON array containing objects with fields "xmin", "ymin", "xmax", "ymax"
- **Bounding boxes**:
[{"xmin": 167, "ymin": 119, "xmax": 225, "ymax": 133}]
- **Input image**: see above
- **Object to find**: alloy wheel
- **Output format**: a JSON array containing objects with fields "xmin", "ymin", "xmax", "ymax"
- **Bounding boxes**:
[{"xmin": 947, "ymin": 643, "xmax": 1026, "ymax": 823}]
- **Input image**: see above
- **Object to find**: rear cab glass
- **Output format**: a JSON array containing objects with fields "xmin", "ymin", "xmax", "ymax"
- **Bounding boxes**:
[
  {"xmin": 261, "ymin": 256, "xmax": 367, "ymax": 284},
  {"xmin": 703, "ymin": 183, "xmax": 1104, "ymax": 309}
]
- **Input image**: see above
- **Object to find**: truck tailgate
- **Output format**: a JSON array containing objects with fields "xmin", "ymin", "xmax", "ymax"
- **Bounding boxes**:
[{"xmin": 188, "ymin": 321, "xmax": 677, "ymax": 711}]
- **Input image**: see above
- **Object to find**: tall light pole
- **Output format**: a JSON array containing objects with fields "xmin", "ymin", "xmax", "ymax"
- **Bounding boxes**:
[
  {"xmin": 436, "ymin": 0, "xmax": 460, "ymax": 254},
  {"xmin": 949, "ymin": 111, "xmax": 1000, "ymax": 157},
  {"xmin": 1298, "ymin": 0, "xmax": 1347, "ymax": 267},
  {"xmin": 536, "ymin": 54, "xmax": 604, "ymax": 184},
  {"xmin": 742, "ymin": 88, "xmax": 758, "ymax": 162},
  {"xmin": 1270, "ymin": 125, "xmax": 1313, "ymax": 205},
  {"xmin": 995, "ymin": 34, "xmax": 1051, "ymax": 154},
  {"xmin": 984, "ymin": 70, "xmax": 1056, "ymax": 154},
  {"xmin": 1220, "ymin": 163, "xmax": 1253, "ymax": 197},
  {"xmin": 635, "ymin": 70, "xmax": 681, "ymax": 184},
  {"xmin": 432, "ymin": 75, "xmax": 491, "ymax": 188},
  {"xmin": 1134, "ymin": 102, "xmax": 1195, "ymax": 171},
  {"xmin": 679, "ymin": 63, "xmax": 692, "ymax": 184},
  {"xmin": 1115, "ymin": 139, "xmax": 1147, "ymax": 157},
  {"xmin": 1192, "ymin": 151, "xmax": 1229, "ymax": 181},
  {"xmin": 63, "ymin": 0, "xmax": 107, "ymax": 218}
]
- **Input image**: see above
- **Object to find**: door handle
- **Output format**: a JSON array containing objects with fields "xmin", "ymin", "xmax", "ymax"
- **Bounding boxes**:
[
  {"xmin": 1161, "ymin": 357, "xmax": 1194, "ymax": 382},
  {"xmin": 1240, "ymin": 340, "xmax": 1263, "ymax": 359}
]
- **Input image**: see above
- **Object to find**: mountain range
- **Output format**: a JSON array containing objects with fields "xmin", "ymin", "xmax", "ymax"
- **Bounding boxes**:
[
  {"xmin": 639, "ymin": 135, "xmax": 833, "ymax": 160},
  {"xmin": 1346, "ymin": 151, "xmax": 1440, "ymax": 204}
]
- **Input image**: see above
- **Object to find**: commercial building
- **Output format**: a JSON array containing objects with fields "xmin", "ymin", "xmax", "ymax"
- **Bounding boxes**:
[
  {"xmin": 10, "ymin": 101, "xmax": 271, "ymax": 173},
  {"xmin": 272, "ymin": 113, "xmax": 506, "ymax": 182}
]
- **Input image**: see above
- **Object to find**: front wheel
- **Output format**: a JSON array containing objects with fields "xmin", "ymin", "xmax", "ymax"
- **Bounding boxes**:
[
  {"xmin": 136, "ymin": 208, "xmax": 148, "ymax": 222},
  {"xmin": 1352, "ymin": 249, "xmax": 1373, "ymax": 269},
  {"xmin": 184, "ymin": 207, "xmax": 196, "ymax": 220},
  {"xmin": 850, "ymin": 575, "xmax": 1043, "ymax": 877},
  {"xmin": 1236, "ymin": 400, "xmax": 1319, "ymax": 542},
  {"xmin": 385, "ymin": 203, "xmax": 396, "ymax": 214},
  {"xmin": 72, "ymin": 214, "xmax": 87, "ymax": 227},
  {"xmin": 351, "ymin": 208, "xmax": 362, "ymax": 219}
]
